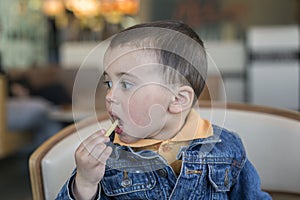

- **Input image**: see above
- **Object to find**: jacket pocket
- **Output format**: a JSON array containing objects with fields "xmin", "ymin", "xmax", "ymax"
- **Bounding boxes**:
[
  {"xmin": 101, "ymin": 169, "xmax": 156, "ymax": 197},
  {"xmin": 208, "ymin": 164, "xmax": 232, "ymax": 192}
]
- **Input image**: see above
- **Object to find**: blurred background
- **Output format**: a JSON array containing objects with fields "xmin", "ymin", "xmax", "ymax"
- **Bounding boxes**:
[{"xmin": 0, "ymin": 0, "xmax": 299, "ymax": 199}]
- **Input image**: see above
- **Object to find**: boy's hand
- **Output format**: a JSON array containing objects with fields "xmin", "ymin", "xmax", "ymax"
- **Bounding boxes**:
[{"xmin": 73, "ymin": 129, "xmax": 112, "ymax": 200}]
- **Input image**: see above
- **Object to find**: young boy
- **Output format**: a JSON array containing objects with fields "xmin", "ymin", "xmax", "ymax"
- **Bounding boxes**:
[{"xmin": 57, "ymin": 21, "xmax": 271, "ymax": 200}]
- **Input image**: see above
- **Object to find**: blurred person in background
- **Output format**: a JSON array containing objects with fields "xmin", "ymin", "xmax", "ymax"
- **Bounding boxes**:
[{"xmin": 6, "ymin": 73, "xmax": 68, "ymax": 153}]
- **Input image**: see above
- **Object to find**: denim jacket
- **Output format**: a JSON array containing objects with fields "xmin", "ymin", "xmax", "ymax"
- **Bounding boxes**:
[{"xmin": 56, "ymin": 125, "xmax": 271, "ymax": 200}]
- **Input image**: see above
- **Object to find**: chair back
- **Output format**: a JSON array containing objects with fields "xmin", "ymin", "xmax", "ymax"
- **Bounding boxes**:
[{"xmin": 198, "ymin": 102, "xmax": 300, "ymax": 194}]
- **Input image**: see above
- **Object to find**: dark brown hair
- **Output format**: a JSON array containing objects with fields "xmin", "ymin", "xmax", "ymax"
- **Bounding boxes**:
[{"xmin": 109, "ymin": 20, "xmax": 207, "ymax": 101}]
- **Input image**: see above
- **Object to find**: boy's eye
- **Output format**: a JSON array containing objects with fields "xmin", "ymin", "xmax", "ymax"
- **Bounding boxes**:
[
  {"xmin": 120, "ymin": 81, "xmax": 134, "ymax": 89},
  {"xmin": 103, "ymin": 81, "xmax": 113, "ymax": 88}
]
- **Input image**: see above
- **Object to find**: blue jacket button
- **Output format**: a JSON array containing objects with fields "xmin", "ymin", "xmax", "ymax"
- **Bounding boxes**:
[{"xmin": 157, "ymin": 168, "xmax": 168, "ymax": 178}]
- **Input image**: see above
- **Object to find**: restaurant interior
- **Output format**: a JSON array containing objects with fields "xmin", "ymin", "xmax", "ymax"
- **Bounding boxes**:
[{"xmin": 0, "ymin": 0, "xmax": 299, "ymax": 199}]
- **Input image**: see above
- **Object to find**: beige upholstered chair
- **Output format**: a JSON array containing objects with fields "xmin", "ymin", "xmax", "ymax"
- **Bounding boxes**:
[
  {"xmin": 0, "ymin": 75, "xmax": 31, "ymax": 159},
  {"xmin": 198, "ymin": 102, "xmax": 300, "ymax": 199},
  {"xmin": 29, "ymin": 102, "xmax": 300, "ymax": 200}
]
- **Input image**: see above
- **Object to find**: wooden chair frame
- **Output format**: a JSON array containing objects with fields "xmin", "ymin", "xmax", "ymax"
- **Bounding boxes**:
[{"xmin": 29, "ymin": 102, "xmax": 300, "ymax": 200}]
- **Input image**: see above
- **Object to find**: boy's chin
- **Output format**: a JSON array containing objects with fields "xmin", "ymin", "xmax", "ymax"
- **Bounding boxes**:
[{"xmin": 118, "ymin": 134, "xmax": 140, "ymax": 144}]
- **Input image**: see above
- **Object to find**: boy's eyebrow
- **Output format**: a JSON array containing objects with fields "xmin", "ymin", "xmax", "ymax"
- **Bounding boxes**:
[
  {"xmin": 117, "ymin": 72, "xmax": 140, "ymax": 80},
  {"xmin": 103, "ymin": 71, "xmax": 108, "ymax": 77},
  {"xmin": 103, "ymin": 71, "xmax": 141, "ymax": 80}
]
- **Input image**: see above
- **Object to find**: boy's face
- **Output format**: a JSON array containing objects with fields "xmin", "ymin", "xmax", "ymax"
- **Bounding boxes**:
[{"xmin": 103, "ymin": 47, "xmax": 174, "ymax": 144}]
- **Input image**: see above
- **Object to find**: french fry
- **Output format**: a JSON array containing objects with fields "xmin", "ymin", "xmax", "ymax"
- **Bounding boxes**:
[{"xmin": 105, "ymin": 120, "xmax": 119, "ymax": 137}]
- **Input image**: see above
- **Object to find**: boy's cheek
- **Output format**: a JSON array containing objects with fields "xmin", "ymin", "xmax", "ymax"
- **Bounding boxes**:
[
  {"xmin": 127, "ymin": 99, "xmax": 167, "ymax": 135},
  {"xmin": 128, "ymin": 100, "xmax": 151, "ymax": 127},
  {"xmin": 127, "ymin": 88, "xmax": 168, "ymax": 128}
]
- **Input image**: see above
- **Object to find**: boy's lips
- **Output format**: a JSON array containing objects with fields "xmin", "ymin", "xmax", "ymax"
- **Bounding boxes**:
[
  {"xmin": 115, "ymin": 126, "xmax": 123, "ymax": 135},
  {"xmin": 108, "ymin": 111, "xmax": 123, "ymax": 134}
]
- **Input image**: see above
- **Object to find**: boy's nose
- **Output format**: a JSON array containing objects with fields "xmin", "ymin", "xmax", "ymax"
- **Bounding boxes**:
[{"xmin": 105, "ymin": 89, "xmax": 118, "ymax": 104}]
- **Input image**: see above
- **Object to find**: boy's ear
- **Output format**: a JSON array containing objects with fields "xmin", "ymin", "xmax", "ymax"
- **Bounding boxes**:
[{"xmin": 168, "ymin": 86, "xmax": 194, "ymax": 114}]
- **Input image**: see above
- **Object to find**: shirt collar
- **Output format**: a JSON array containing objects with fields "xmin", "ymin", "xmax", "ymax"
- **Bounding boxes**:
[{"xmin": 113, "ymin": 109, "xmax": 213, "ymax": 147}]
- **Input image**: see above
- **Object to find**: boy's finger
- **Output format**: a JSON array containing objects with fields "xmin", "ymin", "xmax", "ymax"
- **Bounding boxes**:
[
  {"xmin": 97, "ymin": 146, "xmax": 113, "ymax": 165},
  {"xmin": 88, "ymin": 127, "xmax": 112, "ymax": 139},
  {"xmin": 78, "ymin": 130, "xmax": 109, "ymax": 151},
  {"xmin": 84, "ymin": 129, "xmax": 107, "ymax": 142},
  {"xmin": 89, "ymin": 143, "xmax": 110, "ymax": 163},
  {"xmin": 80, "ymin": 136, "xmax": 109, "ymax": 156}
]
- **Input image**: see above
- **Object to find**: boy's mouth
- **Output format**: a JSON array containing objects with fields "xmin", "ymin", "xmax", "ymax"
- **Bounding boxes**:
[
  {"xmin": 109, "ymin": 112, "xmax": 123, "ymax": 135},
  {"xmin": 114, "ymin": 126, "xmax": 123, "ymax": 135}
]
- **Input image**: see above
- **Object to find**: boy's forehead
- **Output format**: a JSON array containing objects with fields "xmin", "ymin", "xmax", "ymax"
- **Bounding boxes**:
[{"xmin": 104, "ymin": 45, "xmax": 159, "ymax": 68}]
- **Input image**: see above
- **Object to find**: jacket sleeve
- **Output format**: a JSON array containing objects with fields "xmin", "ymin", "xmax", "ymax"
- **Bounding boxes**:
[
  {"xmin": 55, "ymin": 169, "xmax": 109, "ymax": 200},
  {"xmin": 229, "ymin": 159, "xmax": 272, "ymax": 200}
]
